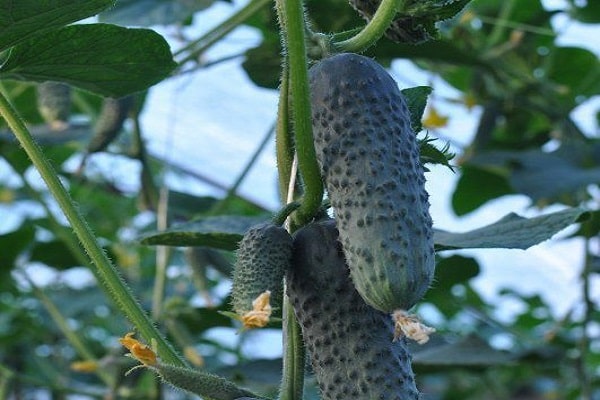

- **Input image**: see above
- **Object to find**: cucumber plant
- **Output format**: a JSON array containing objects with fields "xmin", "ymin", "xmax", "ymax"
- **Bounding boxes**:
[{"xmin": 0, "ymin": 0, "xmax": 593, "ymax": 399}]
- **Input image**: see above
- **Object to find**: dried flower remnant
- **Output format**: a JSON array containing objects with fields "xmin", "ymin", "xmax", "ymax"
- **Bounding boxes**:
[{"xmin": 393, "ymin": 310, "xmax": 436, "ymax": 344}]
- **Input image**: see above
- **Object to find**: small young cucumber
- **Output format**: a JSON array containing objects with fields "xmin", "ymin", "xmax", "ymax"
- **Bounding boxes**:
[
  {"xmin": 309, "ymin": 53, "xmax": 435, "ymax": 314},
  {"xmin": 230, "ymin": 222, "xmax": 293, "ymax": 329},
  {"xmin": 36, "ymin": 81, "xmax": 71, "ymax": 131},
  {"xmin": 288, "ymin": 220, "xmax": 420, "ymax": 400},
  {"xmin": 87, "ymin": 96, "xmax": 135, "ymax": 153}
]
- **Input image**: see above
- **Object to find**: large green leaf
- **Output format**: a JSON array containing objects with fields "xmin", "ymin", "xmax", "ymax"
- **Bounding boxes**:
[
  {"xmin": 0, "ymin": 0, "xmax": 114, "ymax": 51},
  {"xmin": 434, "ymin": 207, "xmax": 588, "ymax": 251},
  {"xmin": 139, "ymin": 215, "xmax": 269, "ymax": 249},
  {"xmin": 0, "ymin": 24, "xmax": 176, "ymax": 97}
]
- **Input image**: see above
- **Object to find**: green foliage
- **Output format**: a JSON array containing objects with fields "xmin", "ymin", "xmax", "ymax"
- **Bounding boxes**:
[{"xmin": 0, "ymin": 0, "xmax": 598, "ymax": 399}]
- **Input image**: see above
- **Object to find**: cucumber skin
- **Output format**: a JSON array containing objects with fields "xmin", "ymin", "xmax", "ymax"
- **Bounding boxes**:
[
  {"xmin": 309, "ymin": 53, "xmax": 435, "ymax": 312},
  {"xmin": 231, "ymin": 223, "xmax": 292, "ymax": 316},
  {"xmin": 288, "ymin": 220, "xmax": 420, "ymax": 400}
]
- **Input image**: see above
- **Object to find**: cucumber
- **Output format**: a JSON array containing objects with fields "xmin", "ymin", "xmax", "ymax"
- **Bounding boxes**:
[
  {"xmin": 87, "ymin": 96, "xmax": 135, "ymax": 153},
  {"xmin": 309, "ymin": 53, "xmax": 435, "ymax": 314},
  {"xmin": 288, "ymin": 219, "xmax": 420, "ymax": 400},
  {"xmin": 230, "ymin": 222, "xmax": 292, "ymax": 329},
  {"xmin": 36, "ymin": 81, "xmax": 71, "ymax": 130}
]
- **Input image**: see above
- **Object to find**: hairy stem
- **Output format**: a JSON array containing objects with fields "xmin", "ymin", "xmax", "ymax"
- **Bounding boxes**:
[
  {"xmin": 276, "ymin": 63, "xmax": 295, "ymax": 204},
  {"xmin": 0, "ymin": 88, "xmax": 185, "ymax": 367},
  {"xmin": 277, "ymin": 0, "xmax": 323, "ymax": 227},
  {"xmin": 334, "ymin": 0, "xmax": 404, "ymax": 52}
]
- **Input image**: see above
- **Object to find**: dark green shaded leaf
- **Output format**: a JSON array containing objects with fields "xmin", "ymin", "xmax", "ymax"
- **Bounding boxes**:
[
  {"xmin": 468, "ymin": 144, "xmax": 600, "ymax": 204},
  {"xmin": 0, "ymin": 0, "xmax": 114, "ymax": 51},
  {"xmin": 139, "ymin": 215, "xmax": 269, "ymax": 249},
  {"xmin": 99, "ymin": 0, "xmax": 221, "ymax": 26},
  {"xmin": 412, "ymin": 335, "xmax": 513, "ymax": 367},
  {"xmin": 402, "ymin": 86, "xmax": 432, "ymax": 133},
  {"xmin": 29, "ymin": 241, "xmax": 81, "ymax": 270},
  {"xmin": 569, "ymin": 209, "xmax": 600, "ymax": 238},
  {"xmin": 0, "ymin": 224, "xmax": 34, "ymax": 272},
  {"xmin": 0, "ymin": 24, "xmax": 176, "ymax": 97},
  {"xmin": 545, "ymin": 46, "xmax": 600, "ymax": 101},
  {"xmin": 434, "ymin": 255, "xmax": 480, "ymax": 286},
  {"xmin": 434, "ymin": 207, "xmax": 589, "ymax": 251},
  {"xmin": 424, "ymin": 255, "xmax": 480, "ymax": 315},
  {"xmin": 451, "ymin": 165, "xmax": 514, "ymax": 216},
  {"xmin": 242, "ymin": 40, "xmax": 282, "ymax": 89},
  {"xmin": 569, "ymin": 0, "xmax": 600, "ymax": 23}
]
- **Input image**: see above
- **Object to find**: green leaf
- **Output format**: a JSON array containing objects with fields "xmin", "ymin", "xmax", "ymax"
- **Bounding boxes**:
[
  {"xmin": 139, "ymin": 215, "xmax": 269, "ymax": 249},
  {"xmin": 569, "ymin": 0, "xmax": 600, "ymax": 23},
  {"xmin": 30, "ymin": 240, "xmax": 79, "ymax": 270},
  {"xmin": 423, "ymin": 255, "xmax": 480, "ymax": 315},
  {"xmin": 434, "ymin": 207, "xmax": 589, "ymax": 251},
  {"xmin": 545, "ymin": 46, "xmax": 600, "ymax": 101},
  {"xmin": 452, "ymin": 165, "xmax": 514, "ymax": 216},
  {"xmin": 402, "ymin": 86, "xmax": 432, "ymax": 133},
  {"xmin": 467, "ymin": 144, "xmax": 600, "ymax": 204},
  {"xmin": 0, "ymin": 24, "xmax": 176, "ymax": 97},
  {"xmin": 0, "ymin": 224, "xmax": 35, "ymax": 272},
  {"xmin": 419, "ymin": 135, "xmax": 455, "ymax": 170},
  {"xmin": 434, "ymin": 255, "xmax": 480, "ymax": 286},
  {"xmin": 0, "ymin": 0, "xmax": 114, "ymax": 51},
  {"xmin": 99, "ymin": 0, "xmax": 224, "ymax": 26},
  {"xmin": 242, "ymin": 40, "xmax": 282, "ymax": 89}
]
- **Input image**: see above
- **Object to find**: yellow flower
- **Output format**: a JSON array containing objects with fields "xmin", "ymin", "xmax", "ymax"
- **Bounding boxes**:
[
  {"xmin": 119, "ymin": 332, "xmax": 157, "ymax": 366},
  {"xmin": 422, "ymin": 106, "xmax": 449, "ymax": 129},
  {"xmin": 70, "ymin": 360, "xmax": 98, "ymax": 373},
  {"xmin": 241, "ymin": 290, "xmax": 273, "ymax": 330}
]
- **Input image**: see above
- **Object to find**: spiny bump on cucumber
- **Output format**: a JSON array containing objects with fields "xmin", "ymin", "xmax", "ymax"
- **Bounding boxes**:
[
  {"xmin": 288, "ymin": 219, "xmax": 420, "ymax": 400},
  {"xmin": 230, "ymin": 223, "xmax": 292, "ymax": 329},
  {"xmin": 309, "ymin": 53, "xmax": 435, "ymax": 320}
]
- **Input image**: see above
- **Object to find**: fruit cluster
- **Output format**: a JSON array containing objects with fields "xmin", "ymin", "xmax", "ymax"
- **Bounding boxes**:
[{"xmin": 230, "ymin": 53, "xmax": 435, "ymax": 399}]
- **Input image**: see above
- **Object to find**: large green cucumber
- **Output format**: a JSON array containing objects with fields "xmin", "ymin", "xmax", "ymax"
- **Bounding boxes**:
[
  {"xmin": 309, "ymin": 53, "xmax": 435, "ymax": 313},
  {"xmin": 288, "ymin": 219, "xmax": 419, "ymax": 400}
]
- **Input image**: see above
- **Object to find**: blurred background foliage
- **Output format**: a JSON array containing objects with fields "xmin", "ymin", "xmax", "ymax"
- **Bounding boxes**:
[{"xmin": 0, "ymin": 0, "xmax": 598, "ymax": 399}]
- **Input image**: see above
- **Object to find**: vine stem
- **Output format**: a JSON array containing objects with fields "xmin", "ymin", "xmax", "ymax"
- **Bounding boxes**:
[
  {"xmin": 277, "ymin": 0, "xmax": 323, "ymax": 227},
  {"xmin": 334, "ymin": 0, "xmax": 404, "ymax": 53},
  {"xmin": 0, "ymin": 89, "xmax": 185, "ymax": 367}
]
